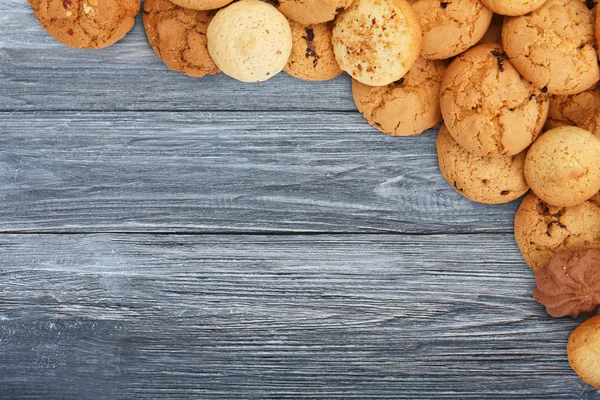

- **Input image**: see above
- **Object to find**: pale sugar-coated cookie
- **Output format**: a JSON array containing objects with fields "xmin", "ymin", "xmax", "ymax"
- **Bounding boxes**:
[
  {"xmin": 568, "ymin": 315, "xmax": 600, "ymax": 389},
  {"xmin": 275, "ymin": 0, "xmax": 354, "ymax": 25},
  {"xmin": 332, "ymin": 0, "xmax": 422, "ymax": 86},
  {"xmin": 440, "ymin": 43, "xmax": 549, "ymax": 157},
  {"xmin": 352, "ymin": 58, "xmax": 446, "ymax": 136}
]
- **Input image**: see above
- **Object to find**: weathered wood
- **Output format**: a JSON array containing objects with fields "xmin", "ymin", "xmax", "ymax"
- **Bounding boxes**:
[
  {"xmin": 0, "ymin": 233, "xmax": 593, "ymax": 399},
  {"xmin": 0, "ymin": 0, "xmax": 355, "ymax": 112},
  {"xmin": 0, "ymin": 111, "xmax": 521, "ymax": 233}
]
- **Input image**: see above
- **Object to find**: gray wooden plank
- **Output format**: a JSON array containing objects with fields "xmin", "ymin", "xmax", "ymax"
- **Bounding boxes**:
[
  {"xmin": 0, "ymin": 233, "xmax": 596, "ymax": 399},
  {"xmin": 0, "ymin": 111, "xmax": 521, "ymax": 233},
  {"xmin": 0, "ymin": 0, "xmax": 355, "ymax": 112}
]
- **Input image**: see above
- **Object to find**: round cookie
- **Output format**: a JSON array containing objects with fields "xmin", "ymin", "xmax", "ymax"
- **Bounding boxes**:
[
  {"xmin": 143, "ymin": 0, "xmax": 220, "ymax": 78},
  {"xmin": 480, "ymin": 0, "xmax": 547, "ymax": 16},
  {"xmin": 440, "ymin": 43, "xmax": 549, "ymax": 157},
  {"xmin": 275, "ymin": 0, "xmax": 354, "ymax": 25},
  {"xmin": 502, "ymin": 0, "xmax": 599, "ymax": 95},
  {"xmin": 437, "ymin": 124, "xmax": 529, "ymax": 204},
  {"xmin": 332, "ymin": 0, "xmax": 422, "ymax": 86},
  {"xmin": 28, "ymin": 0, "xmax": 139, "ymax": 49},
  {"xmin": 207, "ymin": 0, "xmax": 292, "ymax": 83},
  {"xmin": 568, "ymin": 315, "xmax": 600, "ymax": 389},
  {"xmin": 545, "ymin": 84, "xmax": 600, "ymax": 130},
  {"xmin": 169, "ymin": 0, "xmax": 233, "ymax": 11},
  {"xmin": 524, "ymin": 126, "xmax": 600, "ymax": 207},
  {"xmin": 411, "ymin": 0, "xmax": 493, "ymax": 60},
  {"xmin": 478, "ymin": 13, "xmax": 503, "ymax": 45},
  {"xmin": 514, "ymin": 192, "xmax": 600, "ymax": 270},
  {"xmin": 284, "ymin": 21, "xmax": 342, "ymax": 81},
  {"xmin": 352, "ymin": 58, "xmax": 446, "ymax": 136}
]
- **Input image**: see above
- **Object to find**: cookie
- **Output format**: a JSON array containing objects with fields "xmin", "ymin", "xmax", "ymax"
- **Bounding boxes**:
[
  {"xmin": 437, "ymin": 124, "xmax": 529, "ymax": 204},
  {"xmin": 440, "ymin": 43, "xmax": 549, "ymax": 157},
  {"xmin": 514, "ymin": 192, "xmax": 600, "ymax": 270},
  {"xmin": 524, "ymin": 126, "xmax": 600, "ymax": 207},
  {"xmin": 207, "ymin": 0, "xmax": 292, "ymax": 82},
  {"xmin": 169, "ymin": 0, "xmax": 233, "ymax": 11},
  {"xmin": 332, "ymin": 0, "xmax": 422, "ymax": 86},
  {"xmin": 502, "ymin": 0, "xmax": 599, "ymax": 95},
  {"xmin": 28, "ymin": 0, "xmax": 139, "ymax": 49},
  {"xmin": 275, "ymin": 0, "xmax": 354, "ymax": 25},
  {"xmin": 411, "ymin": 0, "xmax": 493, "ymax": 60},
  {"xmin": 143, "ymin": 0, "xmax": 220, "ymax": 78},
  {"xmin": 478, "ymin": 13, "xmax": 503, "ymax": 45},
  {"xmin": 568, "ymin": 315, "xmax": 600, "ymax": 389},
  {"xmin": 284, "ymin": 21, "xmax": 342, "ymax": 81},
  {"xmin": 480, "ymin": 0, "xmax": 546, "ymax": 15},
  {"xmin": 533, "ymin": 249, "xmax": 600, "ymax": 318},
  {"xmin": 352, "ymin": 58, "xmax": 446, "ymax": 136},
  {"xmin": 580, "ymin": 107, "xmax": 600, "ymax": 139},
  {"xmin": 545, "ymin": 84, "xmax": 600, "ymax": 131}
]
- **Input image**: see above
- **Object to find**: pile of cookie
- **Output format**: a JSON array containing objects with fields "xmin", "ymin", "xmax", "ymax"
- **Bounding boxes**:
[{"xmin": 28, "ymin": 0, "xmax": 600, "ymax": 389}]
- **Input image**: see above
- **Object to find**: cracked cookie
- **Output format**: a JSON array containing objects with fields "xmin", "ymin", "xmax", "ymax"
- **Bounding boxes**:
[
  {"xmin": 207, "ymin": 0, "xmax": 292, "ymax": 82},
  {"xmin": 274, "ymin": 0, "xmax": 354, "ymax": 25},
  {"xmin": 514, "ymin": 192, "xmax": 600, "ymax": 270},
  {"xmin": 352, "ymin": 58, "xmax": 446, "ymax": 136},
  {"xmin": 440, "ymin": 43, "xmax": 549, "ymax": 157},
  {"xmin": 480, "ymin": 0, "xmax": 547, "ymax": 16},
  {"xmin": 524, "ymin": 126, "xmax": 600, "ymax": 207},
  {"xmin": 332, "ymin": 0, "xmax": 422, "ymax": 86},
  {"xmin": 28, "ymin": 0, "xmax": 139, "ymax": 49},
  {"xmin": 545, "ymin": 84, "xmax": 600, "ymax": 131},
  {"xmin": 580, "ymin": 107, "xmax": 600, "ymax": 138},
  {"xmin": 568, "ymin": 315, "xmax": 600, "ymax": 389},
  {"xmin": 503, "ymin": 0, "xmax": 600, "ymax": 95},
  {"xmin": 437, "ymin": 124, "xmax": 529, "ymax": 204},
  {"xmin": 411, "ymin": 0, "xmax": 493, "ymax": 60},
  {"xmin": 143, "ymin": 0, "xmax": 220, "ymax": 78},
  {"xmin": 284, "ymin": 21, "xmax": 342, "ymax": 81},
  {"xmin": 169, "ymin": 0, "xmax": 233, "ymax": 11}
]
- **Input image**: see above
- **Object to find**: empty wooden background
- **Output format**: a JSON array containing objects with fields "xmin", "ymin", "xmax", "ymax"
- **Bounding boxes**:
[{"xmin": 1, "ymin": 1, "xmax": 598, "ymax": 398}]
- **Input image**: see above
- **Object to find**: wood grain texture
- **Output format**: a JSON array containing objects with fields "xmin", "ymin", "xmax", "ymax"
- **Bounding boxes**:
[
  {"xmin": 0, "ymin": 233, "xmax": 597, "ymax": 399},
  {"xmin": 0, "ymin": 0, "xmax": 355, "ymax": 112},
  {"xmin": 0, "ymin": 111, "xmax": 521, "ymax": 233}
]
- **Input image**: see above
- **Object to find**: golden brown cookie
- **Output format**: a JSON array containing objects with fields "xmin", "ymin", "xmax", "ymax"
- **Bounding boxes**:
[
  {"xmin": 332, "ymin": 0, "xmax": 422, "ymax": 86},
  {"xmin": 207, "ymin": 0, "xmax": 292, "ymax": 82},
  {"xmin": 524, "ymin": 126, "xmax": 600, "ymax": 207},
  {"xmin": 352, "ymin": 58, "xmax": 446, "ymax": 136},
  {"xmin": 169, "ymin": 0, "xmax": 233, "ymax": 11},
  {"xmin": 411, "ymin": 0, "xmax": 493, "ymax": 60},
  {"xmin": 437, "ymin": 124, "xmax": 529, "ymax": 204},
  {"xmin": 440, "ymin": 43, "xmax": 549, "ymax": 157},
  {"xmin": 568, "ymin": 315, "xmax": 600, "ymax": 389},
  {"xmin": 275, "ymin": 0, "xmax": 354, "ymax": 25},
  {"xmin": 580, "ymin": 107, "xmax": 600, "ymax": 139},
  {"xmin": 480, "ymin": 0, "xmax": 547, "ymax": 15},
  {"xmin": 284, "ymin": 21, "xmax": 342, "ymax": 81},
  {"xmin": 503, "ymin": 0, "xmax": 599, "ymax": 95},
  {"xmin": 143, "ymin": 0, "xmax": 220, "ymax": 78},
  {"xmin": 478, "ymin": 13, "xmax": 503, "ymax": 44},
  {"xmin": 545, "ymin": 84, "xmax": 600, "ymax": 131},
  {"xmin": 514, "ymin": 192, "xmax": 600, "ymax": 270},
  {"xmin": 28, "ymin": 0, "xmax": 139, "ymax": 49}
]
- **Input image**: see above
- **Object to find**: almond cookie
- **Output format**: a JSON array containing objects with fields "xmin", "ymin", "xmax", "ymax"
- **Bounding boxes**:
[
  {"xmin": 545, "ymin": 84, "xmax": 600, "ymax": 131},
  {"xmin": 284, "ymin": 21, "xmax": 342, "ymax": 81},
  {"xmin": 514, "ymin": 192, "xmax": 600, "ymax": 270},
  {"xmin": 28, "ymin": 0, "xmax": 139, "ymax": 49},
  {"xmin": 524, "ymin": 126, "xmax": 600, "ymax": 207},
  {"xmin": 332, "ymin": 0, "xmax": 422, "ymax": 86},
  {"xmin": 207, "ymin": 0, "xmax": 292, "ymax": 82},
  {"xmin": 503, "ymin": 0, "xmax": 599, "ymax": 95},
  {"xmin": 437, "ymin": 124, "xmax": 529, "ymax": 204},
  {"xmin": 568, "ymin": 315, "xmax": 600, "ymax": 389},
  {"xmin": 411, "ymin": 0, "xmax": 493, "ymax": 60},
  {"xmin": 352, "ymin": 58, "xmax": 446, "ymax": 136},
  {"xmin": 480, "ymin": 0, "xmax": 547, "ymax": 16},
  {"xmin": 478, "ymin": 13, "xmax": 503, "ymax": 45},
  {"xmin": 169, "ymin": 0, "xmax": 233, "ymax": 11},
  {"xmin": 440, "ymin": 43, "xmax": 549, "ymax": 157},
  {"xmin": 275, "ymin": 0, "xmax": 354, "ymax": 25},
  {"xmin": 143, "ymin": 0, "xmax": 220, "ymax": 78},
  {"xmin": 533, "ymin": 249, "xmax": 600, "ymax": 318}
]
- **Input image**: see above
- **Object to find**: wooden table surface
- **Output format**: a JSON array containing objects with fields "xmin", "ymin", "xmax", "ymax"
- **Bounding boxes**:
[{"xmin": 1, "ymin": 2, "xmax": 599, "ymax": 398}]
